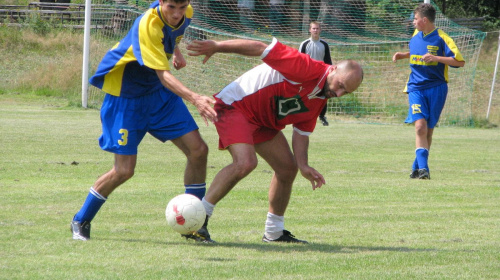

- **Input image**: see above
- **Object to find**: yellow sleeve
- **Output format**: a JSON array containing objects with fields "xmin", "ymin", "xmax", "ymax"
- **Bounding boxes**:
[
  {"xmin": 438, "ymin": 29, "xmax": 464, "ymax": 62},
  {"xmin": 138, "ymin": 10, "xmax": 170, "ymax": 71}
]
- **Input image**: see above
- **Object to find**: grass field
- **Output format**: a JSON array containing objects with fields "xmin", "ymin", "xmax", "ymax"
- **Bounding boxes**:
[{"xmin": 0, "ymin": 94, "xmax": 499, "ymax": 279}]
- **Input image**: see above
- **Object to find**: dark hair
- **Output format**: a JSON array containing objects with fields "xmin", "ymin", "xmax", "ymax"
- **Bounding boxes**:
[
  {"xmin": 163, "ymin": 0, "xmax": 190, "ymax": 3},
  {"xmin": 415, "ymin": 3, "xmax": 436, "ymax": 23}
]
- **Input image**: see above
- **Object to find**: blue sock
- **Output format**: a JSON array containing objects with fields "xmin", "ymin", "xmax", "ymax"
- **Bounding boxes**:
[
  {"xmin": 73, "ymin": 188, "xmax": 107, "ymax": 223},
  {"xmin": 415, "ymin": 148, "xmax": 429, "ymax": 171},
  {"xmin": 412, "ymin": 157, "xmax": 419, "ymax": 171},
  {"xmin": 184, "ymin": 183, "xmax": 206, "ymax": 200}
]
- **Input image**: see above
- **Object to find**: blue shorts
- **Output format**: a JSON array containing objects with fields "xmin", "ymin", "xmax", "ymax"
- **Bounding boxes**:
[
  {"xmin": 405, "ymin": 83, "xmax": 448, "ymax": 128},
  {"xmin": 99, "ymin": 88, "xmax": 199, "ymax": 155}
]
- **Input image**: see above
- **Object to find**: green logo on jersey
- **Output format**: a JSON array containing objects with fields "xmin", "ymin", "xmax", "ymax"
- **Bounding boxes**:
[{"xmin": 275, "ymin": 95, "xmax": 309, "ymax": 120}]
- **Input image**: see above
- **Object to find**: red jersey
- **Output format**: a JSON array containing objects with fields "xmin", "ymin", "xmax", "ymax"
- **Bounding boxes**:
[{"xmin": 214, "ymin": 38, "xmax": 331, "ymax": 135}]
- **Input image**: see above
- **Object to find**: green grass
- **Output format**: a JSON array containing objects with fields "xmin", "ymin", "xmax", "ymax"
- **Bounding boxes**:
[{"xmin": 1, "ymin": 94, "xmax": 499, "ymax": 279}]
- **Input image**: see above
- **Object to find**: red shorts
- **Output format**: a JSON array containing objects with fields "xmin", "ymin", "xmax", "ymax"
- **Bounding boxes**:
[{"xmin": 214, "ymin": 101, "xmax": 279, "ymax": 149}]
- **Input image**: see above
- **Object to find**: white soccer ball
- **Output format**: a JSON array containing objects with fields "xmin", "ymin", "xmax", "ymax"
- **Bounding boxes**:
[{"xmin": 165, "ymin": 194, "xmax": 206, "ymax": 235}]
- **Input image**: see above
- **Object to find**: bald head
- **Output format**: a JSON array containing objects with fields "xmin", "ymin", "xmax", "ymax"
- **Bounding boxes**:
[
  {"xmin": 322, "ymin": 60, "xmax": 363, "ymax": 98},
  {"xmin": 334, "ymin": 60, "xmax": 363, "ymax": 94}
]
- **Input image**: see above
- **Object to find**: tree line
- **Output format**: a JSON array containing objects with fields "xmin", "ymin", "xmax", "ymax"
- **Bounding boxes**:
[{"xmin": 433, "ymin": 0, "xmax": 500, "ymax": 30}]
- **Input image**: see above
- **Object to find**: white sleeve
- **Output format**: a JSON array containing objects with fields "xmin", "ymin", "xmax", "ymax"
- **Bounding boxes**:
[{"xmin": 261, "ymin": 37, "xmax": 278, "ymax": 59}]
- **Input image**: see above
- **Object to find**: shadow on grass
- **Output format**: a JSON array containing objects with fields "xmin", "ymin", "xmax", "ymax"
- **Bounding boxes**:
[
  {"xmin": 99, "ymin": 237, "xmax": 439, "ymax": 254},
  {"xmin": 196, "ymin": 242, "xmax": 439, "ymax": 254}
]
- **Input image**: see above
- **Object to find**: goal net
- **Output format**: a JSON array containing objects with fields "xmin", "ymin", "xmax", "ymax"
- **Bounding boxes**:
[{"xmin": 85, "ymin": 0, "xmax": 485, "ymax": 126}]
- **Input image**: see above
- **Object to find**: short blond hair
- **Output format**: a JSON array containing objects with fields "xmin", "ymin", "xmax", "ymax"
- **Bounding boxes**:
[{"xmin": 309, "ymin": 21, "xmax": 321, "ymax": 28}]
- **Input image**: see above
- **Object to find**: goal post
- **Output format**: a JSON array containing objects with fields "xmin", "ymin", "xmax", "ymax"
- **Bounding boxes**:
[
  {"xmin": 81, "ymin": 0, "xmax": 91, "ymax": 108},
  {"xmin": 486, "ymin": 32, "xmax": 500, "ymax": 120}
]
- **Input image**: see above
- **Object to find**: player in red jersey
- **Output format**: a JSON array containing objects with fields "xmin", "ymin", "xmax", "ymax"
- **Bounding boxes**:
[{"xmin": 186, "ymin": 38, "xmax": 363, "ymax": 243}]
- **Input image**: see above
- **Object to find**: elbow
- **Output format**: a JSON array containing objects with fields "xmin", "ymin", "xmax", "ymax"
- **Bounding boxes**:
[{"xmin": 454, "ymin": 58, "xmax": 465, "ymax": 68}]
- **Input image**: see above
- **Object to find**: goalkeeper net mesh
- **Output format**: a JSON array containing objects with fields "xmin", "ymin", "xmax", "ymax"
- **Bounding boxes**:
[{"xmin": 87, "ymin": 0, "xmax": 485, "ymax": 126}]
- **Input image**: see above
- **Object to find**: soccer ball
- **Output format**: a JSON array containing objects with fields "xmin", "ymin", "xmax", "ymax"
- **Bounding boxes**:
[{"xmin": 165, "ymin": 194, "xmax": 206, "ymax": 235}]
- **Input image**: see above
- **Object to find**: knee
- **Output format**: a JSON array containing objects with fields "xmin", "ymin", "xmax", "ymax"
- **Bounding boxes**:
[
  {"xmin": 188, "ymin": 141, "xmax": 209, "ymax": 162},
  {"xmin": 276, "ymin": 161, "xmax": 298, "ymax": 180},
  {"xmin": 234, "ymin": 157, "xmax": 258, "ymax": 177},
  {"xmin": 114, "ymin": 166, "xmax": 135, "ymax": 182},
  {"xmin": 415, "ymin": 122, "xmax": 428, "ymax": 136}
]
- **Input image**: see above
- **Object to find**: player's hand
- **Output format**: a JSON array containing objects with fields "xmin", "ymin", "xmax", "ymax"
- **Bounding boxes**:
[
  {"xmin": 300, "ymin": 166, "xmax": 326, "ymax": 190},
  {"xmin": 172, "ymin": 54, "xmax": 186, "ymax": 70},
  {"xmin": 422, "ymin": 53, "xmax": 436, "ymax": 63},
  {"xmin": 193, "ymin": 95, "xmax": 217, "ymax": 125},
  {"xmin": 392, "ymin": 52, "xmax": 410, "ymax": 62},
  {"xmin": 392, "ymin": 52, "xmax": 402, "ymax": 62},
  {"xmin": 186, "ymin": 40, "xmax": 217, "ymax": 64}
]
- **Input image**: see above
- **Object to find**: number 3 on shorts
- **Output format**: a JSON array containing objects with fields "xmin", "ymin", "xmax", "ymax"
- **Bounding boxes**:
[{"xmin": 118, "ymin": 128, "xmax": 129, "ymax": 146}]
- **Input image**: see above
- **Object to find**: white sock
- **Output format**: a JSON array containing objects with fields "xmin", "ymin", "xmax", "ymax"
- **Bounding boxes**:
[
  {"xmin": 201, "ymin": 197, "xmax": 215, "ymax": 217},
  {"xmin": 264, "ymin": 212, "xmax": 284, "ymax": 240}
]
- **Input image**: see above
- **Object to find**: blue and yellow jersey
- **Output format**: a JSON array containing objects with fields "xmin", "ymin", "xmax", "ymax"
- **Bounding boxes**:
[
  {"xmin": 405, "ymin": 28, "xmax": 464, "ymax": 93},
  {"xmin": 89, "ymin": 1, "xmax": 193, "ymax": 97}
]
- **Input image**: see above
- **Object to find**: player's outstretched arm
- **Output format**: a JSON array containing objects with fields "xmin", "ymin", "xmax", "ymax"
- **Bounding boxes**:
[
  {"xmin": 292, "ymin": 129, "xmax": 326, "ymax": 190},
  {"xmin": 421, "ymin": 53, "xmax": 465, "ymax": 67},
  {"xmin": 187, "ymin": 39, "xmax": 268, "ymax": 64},
  {"xmin": 156, "ymin": 69, "xmax": 217, "ymax": 125},
  {"xmin": 392, "ymin": 52, "xmax": 410, "ymax": 62}
]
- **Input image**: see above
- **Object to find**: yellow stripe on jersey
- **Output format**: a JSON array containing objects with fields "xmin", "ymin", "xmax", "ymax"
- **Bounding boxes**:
[
  {"xmin": 102, "ymin": 46, "xmax": 136, "ymax": 96},
  {"xmin": 110, "ymin": 42, "xmax": 119, "ymax": 50},
  {"xmin": 438, "ymin": 29, "xmax": 464, "ymax": 82},
  {"xmin": 139, "ymin": 8, "xmax": 170, "ymax": 71},
  {"xmin": 438, "ymin": 29, "xmax": 464, "ymax": 62},
  {"xmin": 186, "ymin": 4, "xmax": 193, "ymax": 18}
]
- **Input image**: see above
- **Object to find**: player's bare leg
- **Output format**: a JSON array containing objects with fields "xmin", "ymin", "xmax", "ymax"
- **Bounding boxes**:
[
  {"xmin": 71, "ymin": 154, "xmax": 136, "ymax": 240},
  {"xmin": 413, "ymin": 118, "xmax": 431, "ymax": 179},
  {"xmin": 255, "ymin": 132, "xmax": 306, "ymax": 243},
  {"xmin": 190, "ymin": 143, "xmax": 257, "ymax": 243},
  {"xmin": 255, "ymin": 132, "xmax": 297, "ymax": 216},
  {"xmin": 414, "ymin": 118, "xmax": 429, "ymax": 149},
  {"xmin": 93, "ymin": 154, "xmax": 137, "ymax": 197},
  {"xmin": 171, "ymin": 130, "xmax": 215, "ymax": 242},
  {"xmin": 204, "ymin": 143, "xmax": 258, "ymax": 205},
  {"xmin": 171, "ymin": 130, "xmax": 209, "ymax": 185},
  {"xmin": 427, "ymin": 127, "xmax": 434, "ymax": 149}
]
